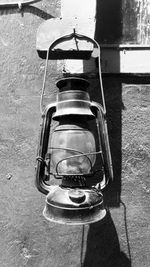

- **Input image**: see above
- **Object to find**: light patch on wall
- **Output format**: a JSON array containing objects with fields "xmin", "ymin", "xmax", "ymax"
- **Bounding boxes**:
[
  {"xmin": 58, "ymin": 59, "xmax": 84, "ymax": 74},
  {"xmin": 61, "ymin": 0, "xmax": 96, "ymax": 19},
  {"xmin": 59, "ymin": 0, "xmax": 96, "ymax": 74},
  {"xmin": 147, "ymin": 0, "xmax": 150, "ymax": 14}
]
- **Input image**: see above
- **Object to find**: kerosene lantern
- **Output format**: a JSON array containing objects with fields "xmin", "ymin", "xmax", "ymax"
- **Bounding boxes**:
[{"xmin": 35, "ymin": 32, "xmax": 113, "ymax": 225}]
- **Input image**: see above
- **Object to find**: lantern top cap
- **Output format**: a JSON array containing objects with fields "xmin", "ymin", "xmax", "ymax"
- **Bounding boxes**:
[{"xmin": 56, "ymin": 77, "xmax": 89, "ymax": 91}]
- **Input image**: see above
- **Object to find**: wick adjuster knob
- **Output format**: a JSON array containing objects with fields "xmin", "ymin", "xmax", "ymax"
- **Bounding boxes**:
[{"xmin": 68, "ymin": 189, "xmax": 86, "ymax": 204}]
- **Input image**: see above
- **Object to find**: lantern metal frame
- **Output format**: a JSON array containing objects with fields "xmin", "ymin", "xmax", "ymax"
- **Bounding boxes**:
[{"xmin": 36, "ymin": 100, "xmax": 113, "ymax": 194}]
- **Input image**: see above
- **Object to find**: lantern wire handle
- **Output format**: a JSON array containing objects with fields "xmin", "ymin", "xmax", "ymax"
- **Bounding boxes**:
[
  {"xmin": 40, "ymin": 47, "xmax": 50, "ymax": 114},
  {"xmin": 40, "ymin": 31, "xmax": 106, "ymax": 115},
  {"xmin": 95, "ymin": 40, "xmax": 106, "ymax": 115}
]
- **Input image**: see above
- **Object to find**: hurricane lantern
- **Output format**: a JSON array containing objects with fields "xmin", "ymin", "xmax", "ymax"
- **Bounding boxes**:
[{"xmin": 35, "ymin": 76, "xmax": 113, "ymax": 225}]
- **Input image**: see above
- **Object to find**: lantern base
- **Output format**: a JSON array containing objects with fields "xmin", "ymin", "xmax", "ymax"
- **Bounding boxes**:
[
  {"xmin": 42, "ymin": 186, "xmax": 106, "ymax": 225},
  {"xmin": 43, "ymin": 203, "xmax": 106, "ymax": 225}
]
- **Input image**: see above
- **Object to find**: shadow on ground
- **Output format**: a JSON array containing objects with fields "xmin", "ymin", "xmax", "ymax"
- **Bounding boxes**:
[{"xmin": 82, "ymin": 211, "xmax": 131, "ymax": 267}]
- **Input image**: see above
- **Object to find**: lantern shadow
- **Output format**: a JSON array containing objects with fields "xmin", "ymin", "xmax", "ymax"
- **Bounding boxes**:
[
  {"xmin": 83, "ymin": 0, "xmax": 123, "ymax": 208},
  {"xmin": 82, "ymin": 211, "xmax": 131, "ymax": 267},
  {"xmin": 102, "ymin": 76, "xmax": 123, "ymax": 207},
  {"xmin": 95, "ymin": 0, "xmax": 123, "ymax": 208},
  {"xmin": 85, "ymin": 74, "xmax": 123, "ymax": 208}
]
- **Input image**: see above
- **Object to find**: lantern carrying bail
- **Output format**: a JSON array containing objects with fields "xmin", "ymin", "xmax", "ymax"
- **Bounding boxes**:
[{"xmin": 38, "ymin": 29, "xmax": 106, "ymax": 116}]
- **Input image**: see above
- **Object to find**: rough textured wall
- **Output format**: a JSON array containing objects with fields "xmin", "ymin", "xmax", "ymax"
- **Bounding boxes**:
[{"xmin": 0, "ymin": 1, "xmax": 150, "ymax": 267}]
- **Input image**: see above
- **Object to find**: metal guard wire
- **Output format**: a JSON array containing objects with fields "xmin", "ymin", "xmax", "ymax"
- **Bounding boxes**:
[{"xmin": 47, "ymin": 147, "xmax": 102, "ymax": 176}]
